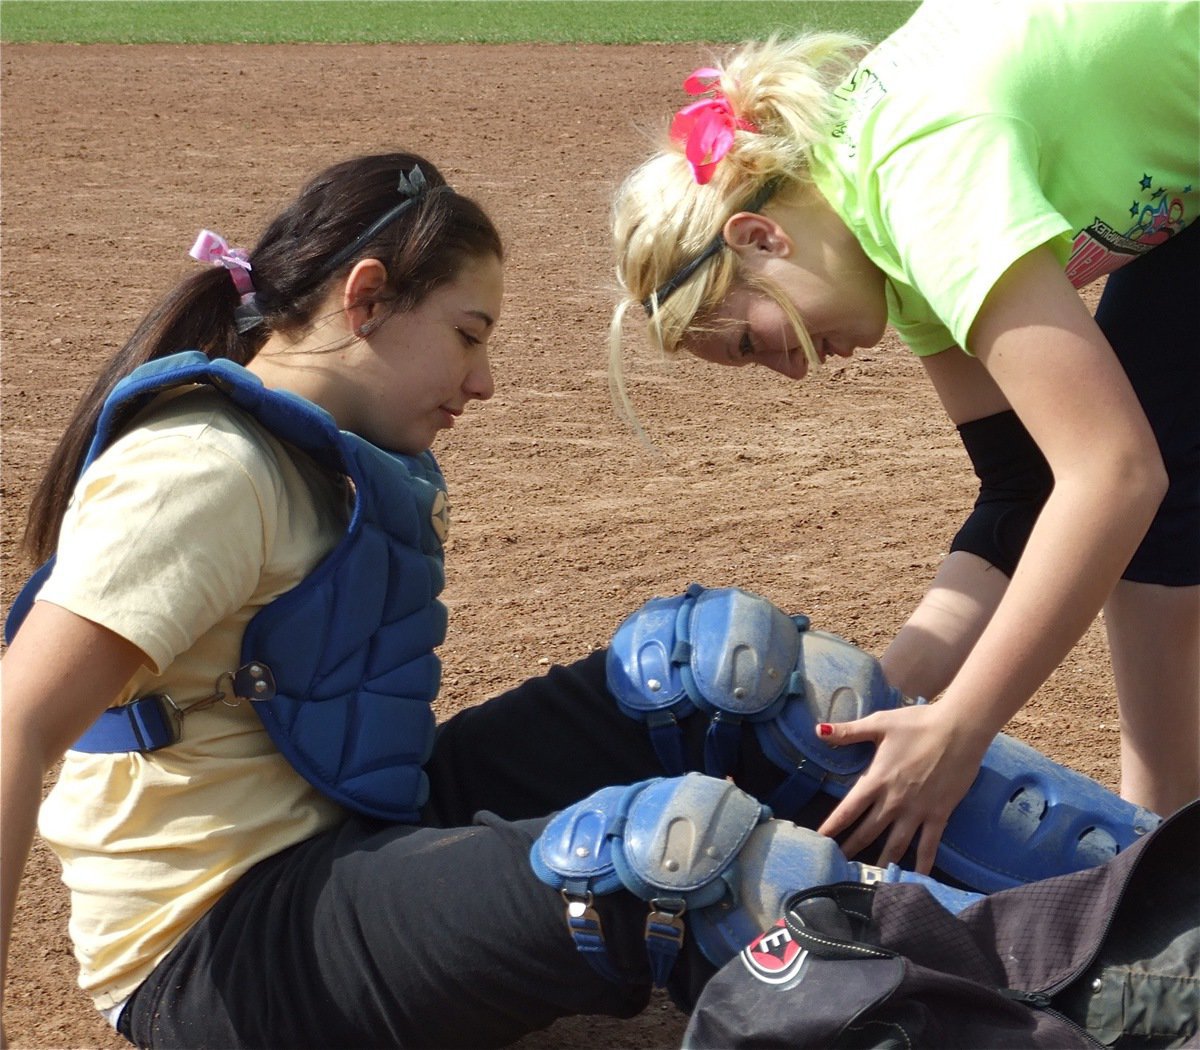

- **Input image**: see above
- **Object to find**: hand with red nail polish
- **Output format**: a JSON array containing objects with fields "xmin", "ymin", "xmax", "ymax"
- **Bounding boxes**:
[{"xmin": 816, "ymin": 705, "xmax": 992, "ymax": 875}]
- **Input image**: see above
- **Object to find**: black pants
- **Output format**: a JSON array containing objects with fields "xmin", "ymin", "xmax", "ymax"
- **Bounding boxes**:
[{"xmin": 119, "ymin": 650, "xmax": 817, "ymax": 1049}]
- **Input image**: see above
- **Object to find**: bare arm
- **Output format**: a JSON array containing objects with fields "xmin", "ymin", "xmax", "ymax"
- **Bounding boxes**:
[
  {"xmin": 880, "ymin": 551, "xmax": 1009, "ymax": 702},
  {"xmin": 943, "ymin": 246, "xmax": 1164, "ymax": 728},
  {"xmin": 820, "ymin": 246, "xmax": 1166, "ymax": 871},
  {"xmin": 1, "ymin": 602, "xmax": 145, "ymax": 1040}
]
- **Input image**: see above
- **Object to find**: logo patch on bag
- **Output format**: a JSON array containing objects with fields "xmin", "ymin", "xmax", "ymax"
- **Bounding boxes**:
[{"xmin": 741, "ymin": 919, "xmax": 809, "ymax": 985}]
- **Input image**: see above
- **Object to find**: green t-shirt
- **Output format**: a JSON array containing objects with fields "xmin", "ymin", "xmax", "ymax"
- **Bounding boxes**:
[{"xmin": 810, "ymin": 0, "xmax": 1200, "ymax": 356}]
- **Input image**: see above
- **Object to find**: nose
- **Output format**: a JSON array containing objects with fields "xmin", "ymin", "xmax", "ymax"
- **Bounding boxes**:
[{"xmin": 466, "ymin": 350, "xmax": 495, "ymax": 401}]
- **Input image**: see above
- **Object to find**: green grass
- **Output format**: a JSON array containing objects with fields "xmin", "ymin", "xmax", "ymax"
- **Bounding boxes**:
[{"xmin": 0, "ymin": 1, "xmax": 917, "ymax": 45}]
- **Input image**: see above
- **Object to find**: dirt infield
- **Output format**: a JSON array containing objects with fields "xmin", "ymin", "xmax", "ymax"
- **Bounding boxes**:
[{"xmin": 1, "ymin": 43, "xmax": 1120, "ymax": 1049}]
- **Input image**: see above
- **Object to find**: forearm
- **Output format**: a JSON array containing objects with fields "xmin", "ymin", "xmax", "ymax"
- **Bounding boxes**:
[
  {"xmin": 0, "ymin": 602, "xmax": 147, "ymax": 1006},
  {"xmin": 935, "ymin": 474, "xmax": 1161, "ymax": 738},
  {"xmin": 1, "ymin": 741, "xmax": 46, "ymax": 1000}
]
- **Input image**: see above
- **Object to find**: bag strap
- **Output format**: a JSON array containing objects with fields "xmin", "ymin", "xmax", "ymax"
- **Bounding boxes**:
[{"xmin": 782, "ymin": 883, "xmax": 899, "ymax": 962}]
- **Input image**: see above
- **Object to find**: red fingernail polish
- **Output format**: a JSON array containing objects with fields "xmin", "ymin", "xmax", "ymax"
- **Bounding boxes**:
[{"xmin": 817, "ymin": 723, "xmax": 833, "ymax": 737}]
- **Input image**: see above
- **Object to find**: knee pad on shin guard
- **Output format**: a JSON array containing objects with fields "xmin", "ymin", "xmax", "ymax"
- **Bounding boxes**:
[
  {"xmin": 531, "ymin": 774, "xmax": 980, "ymax": 986},
  {"xmin": 607, "ymin": 584, "xmax": 913, "ymax": 800},
  {"xmin": 606, "ymin": 585, "xmax": 802, "ymax": 776}
]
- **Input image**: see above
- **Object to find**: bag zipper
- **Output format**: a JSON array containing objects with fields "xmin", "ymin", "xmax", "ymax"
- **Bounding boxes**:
[{"xmin": 999, "ymin": 988, "xmax": 1105, "ymax": 1047}]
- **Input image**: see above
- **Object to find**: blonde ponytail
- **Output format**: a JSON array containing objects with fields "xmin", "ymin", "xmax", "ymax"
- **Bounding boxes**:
[{"xmin": 608, "ymin": 32, "xmax": 864, "ymax": 432}]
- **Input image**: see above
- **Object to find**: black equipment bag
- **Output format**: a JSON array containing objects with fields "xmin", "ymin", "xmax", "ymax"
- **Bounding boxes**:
[{"xmin": 685, "ymin": 799, "xmax": 1199, "ymax": 1049}]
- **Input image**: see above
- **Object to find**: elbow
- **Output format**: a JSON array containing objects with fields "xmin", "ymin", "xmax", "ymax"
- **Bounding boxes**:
[
  {"xmin": 1098, "ymin": 441, "xmax": 1169, "ymax": 520},
  {"xmin": 1056, "ymin": 437, "xmax": 1167, "ymax": 522},
  {"xmin": 1128, "ymin": 441, "xmax": 1169, "ymax": 507}
]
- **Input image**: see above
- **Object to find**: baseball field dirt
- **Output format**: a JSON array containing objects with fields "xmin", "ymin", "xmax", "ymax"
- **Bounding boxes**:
[{"xmin": 2, "ymin": 42, "xmax": 1121, "ymax": 1049}]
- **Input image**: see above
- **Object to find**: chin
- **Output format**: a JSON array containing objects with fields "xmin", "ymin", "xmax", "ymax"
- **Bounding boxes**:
[{"xmin": 376, "ymin": 434, "xmax": 430, "ymax": 456}]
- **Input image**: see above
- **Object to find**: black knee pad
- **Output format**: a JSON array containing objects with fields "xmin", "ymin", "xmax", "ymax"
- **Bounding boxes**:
[{"xmin": 950, "ymin": 410, "xmax": 1054, "ymax": 577}]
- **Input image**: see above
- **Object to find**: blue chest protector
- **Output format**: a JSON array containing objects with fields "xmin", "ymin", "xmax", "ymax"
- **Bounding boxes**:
[{"xmin": 6, "ymin": 351, "xmax": 448, "ymax": 823}]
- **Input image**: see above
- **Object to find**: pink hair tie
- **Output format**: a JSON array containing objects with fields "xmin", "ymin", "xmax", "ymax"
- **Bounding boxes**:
[
  {"xmin": 189, "ymin": 229, "xmax": 256, "ymax": 298},
  {"xmin": 189, "ymin": 229, "xmax": 265, "ymax": 333},
  {"xmin": 670, "ymin": 67, "xmax": 756, "ymax": 185}
]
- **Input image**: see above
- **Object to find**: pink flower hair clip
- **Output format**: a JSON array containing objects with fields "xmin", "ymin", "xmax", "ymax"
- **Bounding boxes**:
[
  {"xmin": 670, "ymin": 67, "xmax": 757, "ymax": 185},
  {"xmin": 189, "ymin": 229, "xmax": 265, "ymax": 333},
  {"xmin": 190, "ymin": 229, "xmax": 255, "ymax": 296}
]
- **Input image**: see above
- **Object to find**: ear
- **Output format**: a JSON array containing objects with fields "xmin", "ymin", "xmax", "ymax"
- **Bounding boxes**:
[
  {"xmin": 342, "ymin": 258, "xmax": 390, "ymax": 338},
  {"xmin": 722, "ymin": 212, "xmax": 794, "ymax": 259}
]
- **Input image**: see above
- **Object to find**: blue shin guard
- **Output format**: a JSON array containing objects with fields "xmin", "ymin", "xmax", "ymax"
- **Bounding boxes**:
[
  {"xmin": 531, "ymin": 773, "xmax": 980, "ymax": 986},
  {"xmin": 938, "ymin": 732, "xmax": 1161, "ymax": 890},
  {"xmin": 607, "ymin": 585, "xmax": 1161, "ymax": 893}
]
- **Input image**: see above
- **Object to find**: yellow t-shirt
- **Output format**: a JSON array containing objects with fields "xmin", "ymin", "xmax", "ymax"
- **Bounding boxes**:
[
  {"xmin": 35, "ymin": 387, "xmax": 348, "ymax": 1009},
  {"xmin": 810, "ymin": 0, "xmax": 1200, "ymax": 356}
]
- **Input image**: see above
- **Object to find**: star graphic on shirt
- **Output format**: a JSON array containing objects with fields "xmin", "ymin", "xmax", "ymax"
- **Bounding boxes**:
[
  {"xmin": 1139, "ymin": 174, "xmax": 1153, "ymax": 190},
  {"xmin": 1130, "ymin": 200, "xmax": 1140, "ymax": 217},
  {"xmin": 1153, "ymin": 187, "xmax": 1166, "ymax": 199}
]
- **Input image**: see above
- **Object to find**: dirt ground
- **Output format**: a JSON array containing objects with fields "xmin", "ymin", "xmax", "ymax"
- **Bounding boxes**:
[{"xmin": 2, "ymin": 43, "xmax": 1123, "ymax": 1050}]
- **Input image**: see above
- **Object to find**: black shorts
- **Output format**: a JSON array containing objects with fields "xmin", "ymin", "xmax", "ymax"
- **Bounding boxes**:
[{"xmin": 1095, "ymin": 217, "xmax": 1200, "ymax": 585}]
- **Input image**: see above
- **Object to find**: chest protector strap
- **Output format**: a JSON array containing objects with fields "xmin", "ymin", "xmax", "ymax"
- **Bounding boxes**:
[{"xmin": 6, "ymin": 351, "xmax": 448, "ymax": 823}]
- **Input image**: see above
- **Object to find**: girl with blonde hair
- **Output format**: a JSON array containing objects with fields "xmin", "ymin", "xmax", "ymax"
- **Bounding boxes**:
[{"xmin": 611, "ymin": 1, "xmax": 1200, "ymax": 874}]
